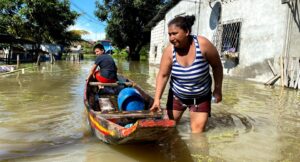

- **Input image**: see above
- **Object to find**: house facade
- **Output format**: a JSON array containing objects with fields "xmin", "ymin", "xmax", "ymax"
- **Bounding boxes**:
[{"xmin": 149, "ymin": 0, "xmax": 300, "ymax": 82}]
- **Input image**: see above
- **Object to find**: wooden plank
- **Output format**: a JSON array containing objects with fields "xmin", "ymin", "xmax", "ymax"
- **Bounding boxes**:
[
  {"xmin": 36, "ymin": 54, "xmax": 41, "ymax": 66},
  {"xmin": 295, "ymin": 73, "xmax": 300, "ymax": 89},
  {"xmin": 284, "ymin": 57, "xmax": 290, "ymax": 87},
  {"xmin": 271, "ymin": 75, "xmax": 281, "ymax": 85},
  {"xmin": 265, "ymin": 74, "xmax": 281, "ymax": 86},
  {"xmin": 268, "ymin": 60, "xmax": 277, "ymax": 76},
  {"xmin": 280, "ymin": 55, "xmax": 284, "ymax": 86},
  {"xmin": 289, "ymin": 58, "xmax": 295, "ymax": 87},
  {"xmin": 0, "ymin": 66, "xmax": 34, "ymax": 76},
  {"xmin": 265, "ymin": 76, "xmax": 275, "ymax": 85},
  {"xmin": 89, "ymin": 81, "xmax": 134, "ymax": 87},
  {"xmin": 284, "ymin": 57, "xmax": 289, "ymax": 87},
  {"xmin": 17, "ymin": 54, "xmax": 20, "ymax": 69},
  {"xmin": 96, "ymin": 110, "xmax": 163, "ymax": 119},
  {"xmin": 294, "ymin": 58, "xmax": 300, "ymax": 89},
  {"xmin": 298, "ymin": 74, "xmax": 300, "ymax": 89}
]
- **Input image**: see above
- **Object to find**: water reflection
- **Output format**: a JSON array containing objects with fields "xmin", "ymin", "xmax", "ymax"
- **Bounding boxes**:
[
  {"xmin": 0, "ymin": 60, "xmax": 299, "ymax": 161},
  {"xmin": 0, "ymin": 61, "xmax": 86, "ymax": 161},
  {"xmin": 108, "ymin": 133, "xmax": 194, "ymax": 162}
]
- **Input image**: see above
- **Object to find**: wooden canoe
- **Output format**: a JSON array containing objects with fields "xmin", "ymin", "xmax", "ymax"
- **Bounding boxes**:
[{"xmin": 83, "ymin": 75, "xmax": 176, "ymax": 144}]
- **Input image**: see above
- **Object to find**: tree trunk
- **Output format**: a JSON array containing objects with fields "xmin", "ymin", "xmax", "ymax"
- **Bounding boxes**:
[
  {"xmin": 36, "ymin": 43, "xmax": 41, "ymax": 65},
  {"xmin": 8, "ymin": 43, "xmax": 12, "ymax": 64},
  {"xmin": 130, "ymin": 51, "xmax": 140, "ymax": 61},
  {"xmin": 129, "ymin": 43, "xmax": 144, "ymax": 61}
]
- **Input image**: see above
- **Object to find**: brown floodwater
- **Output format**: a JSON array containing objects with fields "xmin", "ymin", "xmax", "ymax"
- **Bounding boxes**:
[{"xmin": 0, "ymin": 59, "xmax": 299, "ymax": 162}]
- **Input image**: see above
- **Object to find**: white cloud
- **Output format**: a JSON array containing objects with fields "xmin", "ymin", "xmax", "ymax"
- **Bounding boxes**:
[
  {"xmin": 83, "ymin": 31, "xmax": 106, "ymax": 41},
  {"xmin": 68, "ymin": 24, "xmax": 85, "ymax": 31},
  {"xmin": 68, "ymin": 24, "xmax": 106, "ymax": 41}
]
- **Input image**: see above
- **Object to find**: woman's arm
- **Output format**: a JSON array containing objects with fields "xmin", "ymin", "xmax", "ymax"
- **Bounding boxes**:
[
  {"xmin": 199, "ymin": 36, "xmax": 223, "ymax": 102},
  {"xmin": 150, "ymin": 45, "xmax": 173, "ymax": 111}
]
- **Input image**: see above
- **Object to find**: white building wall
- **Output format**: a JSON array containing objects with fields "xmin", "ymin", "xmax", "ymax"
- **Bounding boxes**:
[
  {"xmin": 199, "ymin": 0, "xmax": 289, "ymax": 81},
  {"xmin": 149, "ymin": 20, "xmax": 165, "ymax": 64},
  {"xmin": 288, "ymin": 0, "xmax": 300, "ymax": 58},
  {"xmin": 200, "ymin": 0, "xmax": 287, "ymax": 61},
  {"xmin": 164, "ymin": 1, "xmax": 201, "ymax": 38},
  {"xmin": 149, "ymin": 0, "xmax": 201, "ymax": 65}
]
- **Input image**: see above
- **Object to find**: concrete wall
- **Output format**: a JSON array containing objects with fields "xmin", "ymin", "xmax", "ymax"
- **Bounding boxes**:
[
  {"xmin": 287, "ymin": 0, "xmax": 300, "ymax": 58},
  {"xmin": 149, "ymin": 0, "xmax": 201, "ymax": 65},
  {"xmin": 199, "ymin": 0, "xmax": 290, "ymax": 81},
  {"xmin": 164, "ymin": 1, "xmax": 201, "ymax": 36},
  {"xmin": 149, "ymin": 20, "xmax": 165, "ymax": 64}
]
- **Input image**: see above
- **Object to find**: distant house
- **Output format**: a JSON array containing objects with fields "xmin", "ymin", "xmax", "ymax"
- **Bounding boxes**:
[
  {"xmin": 69, "ymin": 44, "xmax": 82, "ymax": 54},
  {"xmin": 98, "ymin": 40, "xmax": 114, "ymax": 54},
  {"xmin": 24, "ymin": 43, "xmax": 61, "ymax": 60},
  {"xmin": 0, "ymin": 34, "xmax": 36, "ymax": 63},
  {"xmin": 40, "ymin": 44, "xmax": 62, "ymax": 56},
  {"xmin": 0, "ymin": 34, "xmax": 63, "ymax": 63},
  {"xmin": 149, "ymin": 0, "xmax": 300, "ymax": 82}
]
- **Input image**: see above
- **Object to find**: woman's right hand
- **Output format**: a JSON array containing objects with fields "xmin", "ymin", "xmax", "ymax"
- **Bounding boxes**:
[{"xmin": 150, "ymin": 100, "xmax": 161, "ymax": 112}]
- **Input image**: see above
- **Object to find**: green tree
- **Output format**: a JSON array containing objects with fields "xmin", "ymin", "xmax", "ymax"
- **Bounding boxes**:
[
  {"xmin": 0, "ymin": 0, "xmax": 79, "ymax": 45},
  {"xmin": 22, "ymin": 0, "xmax": 79, "ymax": 45},
  {"xmin": 95, "ymin": 0, "xmax": 166, "ymax": 60},
  {"xmin": 65, "ymin": 29, "xmax": 90, "ymax": 44},
  {"xmin": 0, "ymin": 0, "xmax": 24, "ymax": 35}
]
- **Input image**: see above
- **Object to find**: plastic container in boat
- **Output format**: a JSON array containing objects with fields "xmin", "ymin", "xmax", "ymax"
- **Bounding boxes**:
[{"xmin": 117, "ymin": 87, "xmax": 144, "ymax": 111}]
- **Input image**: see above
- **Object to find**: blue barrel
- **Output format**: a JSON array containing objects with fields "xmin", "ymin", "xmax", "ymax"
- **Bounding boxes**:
[{"xmin": 118, "ymin": 87, "xmax": 145, "ymax": 111}]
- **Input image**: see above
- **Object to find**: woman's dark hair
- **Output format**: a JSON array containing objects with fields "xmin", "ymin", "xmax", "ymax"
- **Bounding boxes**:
[
  {"xmin": 93, "ymin": 43, "xmax": 105, "ymax": 52},
  {"xmin": 168, "ymin": 15, "xmax": 196, "ymax": 33}
]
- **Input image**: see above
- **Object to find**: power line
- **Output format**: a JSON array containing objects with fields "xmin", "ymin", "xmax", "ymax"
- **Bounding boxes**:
[
  {"xmin": 70, "ymin": 1, "xmax": 105, "ymax": 26},
  {"xmin": 181, "ymin": 0, "xmax": 203, "ymax": 4},
  {"xmin": 71, "ymin": 1, "xmax": 201, "ymax": 26}
]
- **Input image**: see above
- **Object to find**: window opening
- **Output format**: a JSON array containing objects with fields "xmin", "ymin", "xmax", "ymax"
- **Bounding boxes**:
[
  {"xmin": 154, "ymin": 46, "xmax": 158, "ymax": 58},
  {"xmin": 221, "ymin": 22, "xmax": 241, "ymax": 54}
]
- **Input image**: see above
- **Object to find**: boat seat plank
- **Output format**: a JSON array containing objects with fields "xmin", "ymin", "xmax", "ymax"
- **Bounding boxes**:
[
  {"xmin": 89, "ymin": 81, "xmax": 134, "ymax": 87},
  {"xmin": 95, "ymin": 110, "xmax": 163, "ymax": 119}
]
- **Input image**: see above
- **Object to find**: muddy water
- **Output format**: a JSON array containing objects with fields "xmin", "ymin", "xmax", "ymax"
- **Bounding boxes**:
[{"xmin": 0, "ymin": 59, "xmax": 299, "ymax": 162}]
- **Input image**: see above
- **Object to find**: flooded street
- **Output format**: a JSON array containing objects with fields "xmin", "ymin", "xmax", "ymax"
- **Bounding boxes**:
[{"xmin": 0, "ymin": 59, "xmax": 299, "ymax": 162}]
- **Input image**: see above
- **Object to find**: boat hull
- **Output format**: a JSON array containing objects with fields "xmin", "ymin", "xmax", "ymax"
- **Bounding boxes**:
[{"xmin": 84, "ymin": 75, "xmax": 176, "ymax": 144}]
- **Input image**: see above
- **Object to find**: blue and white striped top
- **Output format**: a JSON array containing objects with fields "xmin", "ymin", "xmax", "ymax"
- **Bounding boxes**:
[{"xmin": 170, "ymin": 35, "xmax": 212, "ymax": 99}]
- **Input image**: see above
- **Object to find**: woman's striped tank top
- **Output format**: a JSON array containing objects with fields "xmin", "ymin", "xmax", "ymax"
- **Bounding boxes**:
[{"xmin": 170, "ymin": 35, "xmax": 212, "ymax": 99}]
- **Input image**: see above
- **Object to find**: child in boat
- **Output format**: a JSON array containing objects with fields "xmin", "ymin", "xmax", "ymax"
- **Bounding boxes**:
[{"xmin": 86, "ymin": 43, "xmax": 118, "ymax": 83}]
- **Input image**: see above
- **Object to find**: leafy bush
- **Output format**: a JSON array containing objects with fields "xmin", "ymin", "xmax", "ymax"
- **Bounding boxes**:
[
  {"xmin": 139, "ymin": 44, "xmax": 149, "ymax": 61},
  {"xmin": 112, "ymin": 48, "xmax": 128, "ymax": 59}
]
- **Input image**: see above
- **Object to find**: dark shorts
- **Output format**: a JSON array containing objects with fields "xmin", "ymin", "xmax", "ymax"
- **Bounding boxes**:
[{"xmin": 166, "ymin": 89, "xmax": 211, "ymax": 116}]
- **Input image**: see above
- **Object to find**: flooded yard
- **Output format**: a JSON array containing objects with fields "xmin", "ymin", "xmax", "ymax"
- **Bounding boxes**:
[{"xmin": 0, "ymin": 60, "xmax": 299, "ymax": 162}]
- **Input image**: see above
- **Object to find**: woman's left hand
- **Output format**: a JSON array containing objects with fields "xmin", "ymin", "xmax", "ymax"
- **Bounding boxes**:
[{"xmin": 213, "ymin": 90, "xmax": 222, "ymax": 103}]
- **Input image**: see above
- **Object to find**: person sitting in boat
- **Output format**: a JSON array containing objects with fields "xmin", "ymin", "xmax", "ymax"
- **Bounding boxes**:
[{"xmin": 86, "ymin": 43, "xmax": 118, "ymax": 83}]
